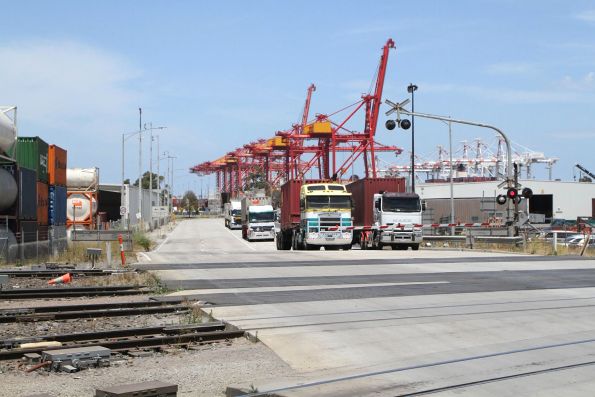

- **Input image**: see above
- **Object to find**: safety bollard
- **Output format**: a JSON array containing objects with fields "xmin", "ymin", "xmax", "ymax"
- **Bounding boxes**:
[{"xmin": 118, "ymin": 234, "xmax": 126, "ymax": 267}]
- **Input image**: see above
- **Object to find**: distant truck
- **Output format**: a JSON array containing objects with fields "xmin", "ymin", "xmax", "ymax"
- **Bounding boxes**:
[
  {"xmin": 347, "ymin": 178, "xmax": 423, "ymax": 250},
  {"xmin": 276, "ymin": 181, "xmax": 353, "ymax": 250},
  {"xmin": 224, "ymin": 200, "xmax": 242, "ymax": 229},
  {"xmin": 241, "ymin": 197, "xmax": 275, "ymax": 241}
]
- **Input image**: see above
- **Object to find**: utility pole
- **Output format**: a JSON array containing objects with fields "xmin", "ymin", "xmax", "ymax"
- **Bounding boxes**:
[
  {"xmin": 138, "ymin": 107, "xmax": 143, "ymax": 230},
  {"xmin": 148, "ymin": 122, "xmax": 153, "ymax": 230},
  {"xmin": 157, "ymin": 135, "xmax": 160, "ymax": 205}
]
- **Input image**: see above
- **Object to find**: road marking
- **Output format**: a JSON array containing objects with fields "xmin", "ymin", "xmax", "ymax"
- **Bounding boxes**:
[
  {"xmin": 138, "ymin": 252, "xmax": 152, "ymax": 262},
  {"xmin": 155, "ymin": 234, "xmax": 171, "ymax": 252},
  {"xmin": 168, "ymin": 281, "xmax": 449, "ymax": 296},
  {"xmin": 225, "ymin": 226, "xmax": 257, "ymax": 251}
]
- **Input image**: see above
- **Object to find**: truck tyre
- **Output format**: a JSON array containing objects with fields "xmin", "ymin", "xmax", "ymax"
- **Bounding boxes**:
[
  {"xmin": 411, "ymin": 244, "xmax": 420, "ymax": 251},
  {"xmin": 342, "ymin": 244, "xmax": 352, "ymax": 250}
]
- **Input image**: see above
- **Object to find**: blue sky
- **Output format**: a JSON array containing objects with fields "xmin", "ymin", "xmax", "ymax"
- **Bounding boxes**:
[{"xmin": 1, "ymin": 1, "xmax": 594, "ymax": 194}]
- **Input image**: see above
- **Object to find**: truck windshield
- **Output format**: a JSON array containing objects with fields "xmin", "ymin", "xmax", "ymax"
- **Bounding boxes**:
[
  {"xmin": 382, "ymin": 197, "xmax": 421, "ymax": 212},
  {"xmin": 231, "ymin": 210, "xmax": 241, "ymax": 216},
  {"xmin": 306, "ymin": 196, "xmax": 351, "ymax": 209},
  {"xmin": 249, "ymin": 211, "xmax": 275, "ymax": 223}
]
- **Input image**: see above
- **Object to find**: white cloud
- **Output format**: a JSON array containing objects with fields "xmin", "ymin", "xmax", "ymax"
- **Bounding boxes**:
[
  {"xmin": 0, "ymin": 40, "xmax": 143, "ymax": 130},
  {"xmin": 485, "ymin": 62, "xmax": 534, "ymax": 75},
  {"xmin": 0, "ymin": 40, "xmax": 147, "ymax": 180},
  {"xmin": 423, "ymin": 72, "xmax": 595, "ymax": 104},
  {"xmin": 559, "ymin": 72, "xmax": 595, "ymax": 91},
  {"xmin": 576, "ymin": 9, "xmax": 595, "ymax": 22}
]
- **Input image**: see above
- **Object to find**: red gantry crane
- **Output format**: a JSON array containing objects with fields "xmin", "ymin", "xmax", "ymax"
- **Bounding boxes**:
[{"xmin": 191, "ymin": 38, "xmax": 402, "ymax": 196}]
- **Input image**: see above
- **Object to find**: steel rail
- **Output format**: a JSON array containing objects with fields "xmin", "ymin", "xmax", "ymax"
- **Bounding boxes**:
[
  {"xmin": 1, "ymin": 323, "xmax": 226, "ymax": 348},
  {"xmin": 0, "ymin": 329, "xmax": 245, "ymax": 360},
  {"xmin": 0, "ymin": 304, "xmax": 190, "ymax": 323},
  {"xmin": 0, "ymin": 285, "xmax": 143, "ymax": 294},
  {"xmin": 0, "ymin": 299, "xmax": 188, "ymax": 316},
  {"xmin": 0, "ymin": 270, "xmax": 124, "ymax": 278}
]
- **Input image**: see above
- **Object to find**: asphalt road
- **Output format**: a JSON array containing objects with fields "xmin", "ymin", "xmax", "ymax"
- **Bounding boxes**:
[{"xmin": 139, "ymin": 218, "xmax": 595, "ymax": 396}]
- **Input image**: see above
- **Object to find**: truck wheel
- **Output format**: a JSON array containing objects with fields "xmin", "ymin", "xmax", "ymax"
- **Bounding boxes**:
[
  {"xmin": 325, "ymin": 246, "xmax": 339, "ymax": 251},
  {"xmin": 342, "ymin": 245, "xmax": 352, "ymax": 251},
  {"xmin": 411, "ymin": 244, "xmax": 420, "ymax": 251}
]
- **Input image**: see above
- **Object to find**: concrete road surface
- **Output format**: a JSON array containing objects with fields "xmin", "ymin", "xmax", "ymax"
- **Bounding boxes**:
[{"xmin": 139, "ymin": 218, "xmax": 595, "ymax": 396}]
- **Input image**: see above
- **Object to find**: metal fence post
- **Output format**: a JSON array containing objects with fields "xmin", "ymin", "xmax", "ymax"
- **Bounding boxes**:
[
  {"xmin": 553, "ymin": 231, "xmax": 558, "ymax": 254},
  {"xmin": 106, "ymin": 241, "xmax": 112, "ymax": 269}
]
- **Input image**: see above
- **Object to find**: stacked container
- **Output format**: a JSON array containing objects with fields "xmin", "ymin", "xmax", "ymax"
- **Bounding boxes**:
[
  {"xmin": 11, "ymin": 136, "xmax": 48, "ymax": 243},
  {"xmin": 48, "ymin": 145, "xmax": 67, "ymax": 229},
  {"xmin": 66, "ymin": 167, "xmax": 98, "ymax": 232}
]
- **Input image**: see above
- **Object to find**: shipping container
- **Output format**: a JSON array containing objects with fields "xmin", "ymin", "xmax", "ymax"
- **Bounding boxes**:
[
  {"xmin": 49, "ymin": 185, "xmax": 67, "ymax": 226},
  {"xmin": 14, "ymin": 137, "xmax": 49, "ymax": 183},
  {"xmin": 37, "ymin": 181, "xmax": 49, "ymax": 225},
  {"xmin": 18, "ymin": 220, "xmax": 38, "ymax": 243},
  {"xmin": 280, "ymin": 180, "xmax": 303, "ymax": 229},
  {"xmin": 48, "ymin": 145, "xmax": 67, "ymax": 186},
  {"xmin": 346, "ymin": 177, "xmax": 406, "ymax": 226},
  {"xmin": 19, "ymin": 167, "xmax": 37, "ymax": 220},
  {"xmin": 66, "ymin": 191, "xmax": 97, "ymax": 223}
]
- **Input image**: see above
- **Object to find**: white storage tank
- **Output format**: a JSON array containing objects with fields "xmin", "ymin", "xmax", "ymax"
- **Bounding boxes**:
[
  {"xmin": 66, "ymin": 193, "xmax": 97, "ymax": 222},
  {"xmin": 0, "ymin": 109, "xmax": 16, "ymax": 156},
  {"xmin": 0, "ymin": 168, "xmax": 17, "ymax": 211},
  {"xmin": 66, "ymin": 168, "xmax": 98, "ymax": 189}
]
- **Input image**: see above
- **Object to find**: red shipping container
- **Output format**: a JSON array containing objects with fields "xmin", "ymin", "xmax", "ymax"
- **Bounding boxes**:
[
  {"xmin": 36, "ymin": 181, "xmax": 49, "ymax": 225},
  {"xmin": 48, "ymin": 144, "xmax": 67, "ymax": 186},
  {"xmin": 346, "ymin": 177, "xmax": 406, "ymax": 226},
  {"xmin": 280, "ymin": 180, "xmax": 303, "ymax": 229}
]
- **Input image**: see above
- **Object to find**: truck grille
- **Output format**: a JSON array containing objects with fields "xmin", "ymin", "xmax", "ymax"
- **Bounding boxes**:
[{"xmin": 319, "ymin": 217, "xmax": 341, "ymax": 230}]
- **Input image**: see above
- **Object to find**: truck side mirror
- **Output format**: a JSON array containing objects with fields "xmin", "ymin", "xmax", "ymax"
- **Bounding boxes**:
[
  {"xmin": 375, "ymin": 200, "xmax": 381, "ymax": 210},
  {"xmin": 421, "ymin": 200, "xmax": 427, "ymax": 211}
]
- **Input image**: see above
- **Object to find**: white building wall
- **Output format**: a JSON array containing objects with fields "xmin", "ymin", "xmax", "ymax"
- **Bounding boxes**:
[
  {"xmin": 121, "ymin": 184, "xmax": 162, "ymax": 230},
  {"xmin": 417, "ymin": 180, "xmax": 595, "ymax": 220}
]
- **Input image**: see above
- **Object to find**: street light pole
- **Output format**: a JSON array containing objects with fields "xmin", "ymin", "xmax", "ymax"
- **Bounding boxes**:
[
  {"xmin": 385, "ymin": 100, "xmax": 516, "ymax": 235},
  {"xmin": 138, "ymin": 108, "xmax": 143, "ymax": 230},
  {"xmin": 407, "ymin": 84, "xmax": 418, "ymax": 193}
]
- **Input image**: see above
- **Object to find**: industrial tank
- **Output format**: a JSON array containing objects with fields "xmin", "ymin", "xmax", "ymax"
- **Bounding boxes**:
[
  {"xmin": 0, "ymin": 111, "xmax": 16, "ymax": 156},
  {"xmin": 0, "ymin": 168, "xmax": 17, "ymax": 211},
  {"xmin": 66, "ymin": 168, "xmax": 98, "ymax": 189},
  {"xmin": 66, "ymin": 193, "xmax": 97, "ymax": 222}
]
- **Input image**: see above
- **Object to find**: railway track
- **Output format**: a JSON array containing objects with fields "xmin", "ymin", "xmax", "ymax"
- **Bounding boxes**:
[
  {"xmin": 0, "ymin": 285, "xmax": 147, "ymax": 299},
  {"xmin": 0, "ymin": 303, "xmax": 191, "ymax": 323},
  {"xmin": 0, "ymin": 269, "xmax": 131, "ymax": 278},
  {"xmin": 0, "ymin": 323, "xmax": 244, "ymax": 360}
]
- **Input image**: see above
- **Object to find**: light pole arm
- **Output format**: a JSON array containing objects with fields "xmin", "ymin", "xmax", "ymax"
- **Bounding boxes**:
[{"xmin": 389, "ymin": 106, "xmax": 513, "ymax": 184}]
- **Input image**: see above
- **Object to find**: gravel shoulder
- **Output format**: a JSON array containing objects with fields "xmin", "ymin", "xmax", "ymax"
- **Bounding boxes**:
[{"xmin": 1, "ymin": 338, "xmax": 299, "ymax": 397}]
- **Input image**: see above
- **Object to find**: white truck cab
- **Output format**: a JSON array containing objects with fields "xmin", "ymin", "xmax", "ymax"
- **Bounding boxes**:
[
  {"xmin": 372, "ymin": 192, "xmax": 423, "ymax": 250},
  {"xmin": 241, "ymin": 198, "xmax": 275, "ymax": 241},
  {"xmin": 224, "ymin": 200, "xmax": 242, "ymax": 229}
]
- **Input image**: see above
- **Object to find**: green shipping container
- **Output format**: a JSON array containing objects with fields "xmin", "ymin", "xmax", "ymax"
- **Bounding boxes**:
[{"xmin": 14, "ymin": 137, "xmax": 49, "ymax": 183}]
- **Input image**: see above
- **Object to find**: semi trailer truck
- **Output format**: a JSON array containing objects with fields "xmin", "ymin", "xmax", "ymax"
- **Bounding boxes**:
[
  {"xmin": 276, "ymin": 180, "xmax": 353, "ymax": 250},
  {"xmin": 241, "ymin": 197, "xmax": 275, "ymax": 241},
  {"xmin": 347, "ymin": 177, "xmax": 423, "ymax": 250},
  {"xmin": 224, "ymin": 200, "xmax": 242, "ymax": 229}
]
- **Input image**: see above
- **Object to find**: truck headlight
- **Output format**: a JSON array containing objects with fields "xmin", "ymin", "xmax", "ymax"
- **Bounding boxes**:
[
  {"xmin": 308, "ymin": 232, "xmax": 319, "ymax": 239},
  {"xmin": 342, "ymin": 232, "xmax": 352, "ymax": 239}
]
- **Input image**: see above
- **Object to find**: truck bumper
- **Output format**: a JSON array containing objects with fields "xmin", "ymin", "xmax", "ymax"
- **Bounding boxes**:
[
  {"xmin": 247, "ymin": 230, "xmax": 275, "ymax": 240},
  {"xmin": 306, "ymin": 231, "xmax": 353, "ymax": 246},
  {"xmin": 380, "ymin": 231, "xmax": 423, "ymax": 244}
]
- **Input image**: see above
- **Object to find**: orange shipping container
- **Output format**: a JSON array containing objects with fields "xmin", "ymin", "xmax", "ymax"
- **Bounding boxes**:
[
  {"xmin": 48, "ymin": 144, "xmax": 67, "ymax": 186},
  {"xmin": 37, "ymin": 181, "xmax": 49, "ymax": 225}
]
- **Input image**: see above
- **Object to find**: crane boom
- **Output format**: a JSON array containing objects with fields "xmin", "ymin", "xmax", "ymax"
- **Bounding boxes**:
[
  {"xmin": 576, "ymin": 163, "xmax": 595, "ymax": 180},
  {"xmin": 301, "ymin": 84, "xmax": 316, "ymax": 129}
]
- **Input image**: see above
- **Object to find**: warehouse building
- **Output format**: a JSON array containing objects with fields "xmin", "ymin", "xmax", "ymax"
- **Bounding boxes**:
[{"xmin": 417, "ymin": 180, "xmax": 595, "ymax": 224}]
